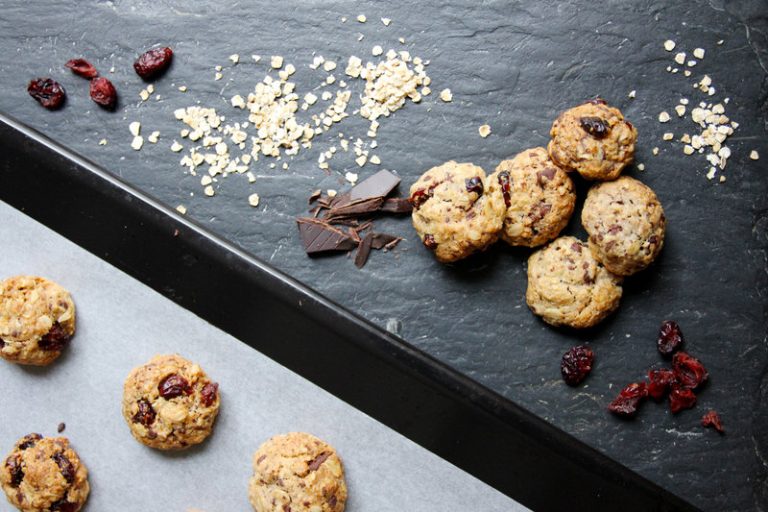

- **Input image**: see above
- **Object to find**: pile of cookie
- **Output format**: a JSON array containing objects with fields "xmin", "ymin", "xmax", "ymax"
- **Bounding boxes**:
[
  {"xmin": 0, "ymin": 276, "xmax": 347, "ymax": 512},
  {"xmin": 409, "ymin": 99, "xmax": 666, "ymax": 328}
]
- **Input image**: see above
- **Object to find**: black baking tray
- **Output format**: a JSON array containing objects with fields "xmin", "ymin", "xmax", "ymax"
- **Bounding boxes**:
[{"xmin": 0, "ymin": 112, "xmax": 698, "ymax": 511}]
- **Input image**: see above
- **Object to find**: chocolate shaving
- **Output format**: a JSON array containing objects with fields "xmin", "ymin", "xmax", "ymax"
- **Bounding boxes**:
[
  {"xmin": 380, "ymin": 197, "xmax": 412, "ymax": 213},
  {"xmin": 326, "ymin": 197, "xmax": 385, "ymax": 220},
  {"xmin": 355, "ymin": 232, "xmax": 375, "ymax": 268},
  {"xmin": 296, "ymin": 218, "xmax": 358, "ymax": 254},
  {"xmin": 308, "ymin": 189, "xmax": 322, "ymax": 204},
  {"xmin": 307, "ymin": 451, "xmax": 330, "ymax": 471},
  {"xmin": 371, "ymin": 233, "xmax": 400, "ymax": 250}
]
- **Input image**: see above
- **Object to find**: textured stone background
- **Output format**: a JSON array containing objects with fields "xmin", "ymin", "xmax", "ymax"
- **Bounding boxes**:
[{"xmin": 1, "ymin": 1, "xmax": 767, "ymax": 509}]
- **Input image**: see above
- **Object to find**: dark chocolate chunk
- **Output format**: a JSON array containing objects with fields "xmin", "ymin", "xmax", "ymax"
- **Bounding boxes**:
[
  {"xmin": 371, "ymin": 233, "xmax": 401, "ymax": 250},
  {"xmin": 308, "ymin": 189, "xmax": 322, "ymax": 204},
  {"xmin": 307, "ymin": 451, "xmax": 330, "ymax": 471},
  {"xmin": 349, "ymin": 169, "xmax": 401, "ymax": 201},
  {"xmin": 325, "ymin": 197, "xmax": 385, "ymax": 220},
  {"xmin": 297, "ymin": 217, "xmax": 358, "ymax": 254},
  {"xmin": 536, "ymin": 167, "xmax": 556, "ymax": 185},
  {"xmin": 354, "ymin": 232, "xmax": 375, "ymax": 268},
  {"xmin": 380, "ymin": 197, "xmax": 413, "ymax": 213},
  {"xmin": 57, "ymin": 422, "xmax": 65, "ymax": 433}
]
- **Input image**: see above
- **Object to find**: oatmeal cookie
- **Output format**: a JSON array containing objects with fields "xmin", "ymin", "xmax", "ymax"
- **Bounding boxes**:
[
  {"xmin": 409, "ymin": 161, "xmax": 505, "ymax": 262},
  {"xmin": 122, "ymin": 354, "xmax": 220, "ymax": 450},
  {"xmin": 1, "ymin": 433, "xmax": 89, "ymax": 512},
  {"xmin": 487, "ymin": 148, "xmax": 576, "ymax": 247},
  {"xmin": 526, "ymin": 236, "xmax": 623, "ymax": 328},
  {"xmin": 548, "ymin": 99, "xmax": 637, "ymax": 181},
  {"xmin": 0, "ymin": 276, "xmax": 76, "ymax": 366},
  {"xmin": 248, "ymin": 432, "xmax": 347, "ymax": 512},
  {"xmin": 581, "ymin": 176, "xmax": 666, "ymax": 276}
]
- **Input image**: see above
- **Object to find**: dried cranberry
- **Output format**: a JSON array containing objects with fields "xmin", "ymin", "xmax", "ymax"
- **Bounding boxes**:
[
  {"xmin": 27, "ymin": 78, "xmax": 66, "ymax": 110},
  {"xmin": 38, "ymin": 322, "xmax": 71, "ymax": 351},
  {"xmin": 672, "ymin": 352, "xmax": 708, "ymax": 390},
  {"xmin": 134, "ymin": 47, "xmax": 174, "ymax": 79},
  {"xmin": 6, "ymin": 454, "xmax": 23, "ymax": 487},
  {"xmin": 52, "ymin": 453, "xmax": 75, "ymax": 483},
  {"xmin": 701, "ymin": 410, "xmax": 724, "ymax": 433},
  {"xmin": 657, "ymin": 320, "xmax": 684, "ymax": 356},
  {"xmin": 647, "ymin": 368, "xmax": 675, "ymax": 401},
  {"xmin": 465, "ymin": 177, "xmax": 484, "ymax": 195},
  {"xmin": 200, "ymin": 382, "xmax": 219, "ymax": 407},
  {"xmin": 132, "ymin": 398, "xmax": 156, "ymax": 426},
  {"xmin": 17, "ymin": 433, "xmax": 42, "ymax": 450},
  {"xmin": 65, "ymin": 58, "xmax": 98, "ymax": 79},
  {"xmin": 608, "ymin": 382, "xmax": 648, "ymax": 418},
  {"xmin": 89, "ymin": 77, "xmax": 117, "ymax": 109},
  {"xmin": 497, "ymin": 171, "xmax": 512, "ymax": 207},
  {"xmin": 669, "ymin": 384, "xmax": 697, "ymax": 413},
  {"xmin": 423, "ymin": 234, "xmax": 437, "ymax": 250},
  {"xmin": 579, "ymin": 116, "xmax": 609, "ymax": 139},
  {"xmin": 158, "ymin": 374, "xmax": 192, "ymax": 399},
  {"xmin": 560, "ymin": 345, "xmax": 594, "ymax": 386},
  {"xmin": 409, "ymin": 188, "xmax": 431, "ymax": 209}
]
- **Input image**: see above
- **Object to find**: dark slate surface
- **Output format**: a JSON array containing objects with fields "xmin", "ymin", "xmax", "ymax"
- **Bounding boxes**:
[{"xmin": 1, "ymin": 1, "xmax": 767, "ymax": 509}]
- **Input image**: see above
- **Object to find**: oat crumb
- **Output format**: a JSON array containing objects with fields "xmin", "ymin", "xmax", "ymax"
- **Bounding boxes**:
[
  {"xmin": 693, "ymin": 48, "xmax": 705, "ymax": 59},
  {"xmin": 229, "ymin": 53, "xmax": 240, "ymax": 64},
  {"xmin": 674, "ymin": 52, "xmax": 686, "ymax": 65},
  {"xmin": 381, "ymin": 17, "xmax": 392, "ymax": 26},
  {"xmin": 148, "ymin": 131, "xmax": 160, "ymax": 144},
  {"xmin": 170, "ymin": 141, "xmax": 183, "ymax": 152},
  {"xmin": 658, "ymin": 111, "xmax": 671, "ymax": 123},
  {"xmin": 248, "ymin": 193, "xmax": 260, "ymax": 207},
  {"xmin": 98, "ymin": 138, "xmax": 108, "ymax": 146},
  {"xmin": 271, "ymin": 56, "xmax": 284, "ymax": 69},
  {"xmin": 628, "ymin": 90, "xmax": 636, "ymax": 99},
  {"xmin": 637, "ymin": 163, "xmax": 645, "ymax": 171},
  {"xmin": 176, "ymin": 205, "xmax": 187, "ymax": 215},
  {"xmin": 652, "ymin": 147, "xmax": 660, "ymax": 156},
  {"xmin": 204, "ymin": 185, "xmax": 215, "ymax": 197},
  {"xmin": 129, "ymin": 121, "xmax": 141, "ymax": 137},
  {"xmin": 683, "ymin": 145, "xmax": 694, "ymax": 155},
  {"xmin": 357, "ymin": 14, "xmax": 367, "ymax": 23},
  {"xmin": 440, "ymin": 88, "xmax": 453, "ymax": 102},
  {"xmin": 372, "ymin": 45, "xmax": 383, "ymax": 57},
  {"xmin": 675, "ymin": 105, "xmax": 686, "ymax": 117},
  {"xmin": 663, "ymin": 40, "xmax": 676, "ymax": 51},
  {"xmin": 131, "ymin": 135, "xmax": 144, "ymax": 151},
  {"xmin": 663, "ymin": 132, "xmax": 674, "ymax": 141},
  {"xmin": 327, "ymin": 189, "xmax": 337, "ymax": 198},
  {"xmin": 345, "ymin": 171, "xmax": 359, "ymax": 184},
  {"xmin": 750, "ymin": 150, "xmax": 760, "ymax": 160},
  {"xmin": 478, "ymin": 124, "xmax": 491, "ymax": 138},
  {"xmin": 178, "ymin": 85, "xmax": 188, "ymax": 92}
]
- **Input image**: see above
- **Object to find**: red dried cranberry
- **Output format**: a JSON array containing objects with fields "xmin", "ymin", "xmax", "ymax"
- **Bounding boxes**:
[
  {"xmin": 669, "ymin": 384, "xmax": 697, "ymax": 413},
  {"xmin": 608, "ymin": 382, "xmax": 648, "ymax": 418},
  {"xmin": 17, "ymin": 433, "xmax": 42, "ymax": 450},
  {"xmin": 497, "ymin": 171, "xmax": 512, "ymax": 207},
  {"xmin": 672, "ymin": 352, "xmax": 708, "ymax": 390},
  {"xmin": 200, "ymin": 382, "xmax": 219, "ymax": 407},
  {"xmin": 409, "ymin": 188, "xmax": 431, "ymax": 209},
  {"xmin": 50, "ymin": 499, "xmax": 78, "ymax": 512},
  {"xmin": 38, "ymin": 322, "xmax": 71, "ymax": 351},
  {"xmin": 465, "ymin": 177, "xmax": 484, "ymax": 195},
  {"xmin": 65, "ymin": 58, "xmax": 98, "ymax": 79},
  {"xmin": 134, "ymin": 47, "xmax": 174, "ymax": 79},
  {"xmin": 27, "ymin": 78, "xmax": 66, "ymax": 110},
  {"xmin": 701, "ymin": 410, "xmax": 724, "ymax": 433},
  {"xmin": 647, "ymin": 368, "xmax": 675, "ymax": 401},
  {"xmin": 158, "ymin": 374, "xmax": 192, "ymax": 399},
  {"xmin": 560, "ymin": 345, "xmax": 594, "ymax": 386},
  {"xmin": 6, "ymin": 454, "xmax": 23, "ymax": 487},
  {"xmin": 52, "ymin": 452, "xmax": 74, "ymax": 483},
  {"xmin": 89, "ymin": 77, "xmax": 117, "ymax": 109},
  {"xmin": 579, "ymin": 116, "xmax": 609, "ymax": 139},
  {"xmin": 423, "ymin": 234, "xmax": 437, "ymax": 250},
  {"xmin": 657, "ymin": 320, "xmax": 684, "ymax": 356},
  {"xmin": 132, "ymin": 398, "xmax": 156, "ymax": 426}
]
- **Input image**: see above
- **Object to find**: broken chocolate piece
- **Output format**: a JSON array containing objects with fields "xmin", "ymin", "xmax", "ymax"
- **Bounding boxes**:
[
  {"xmin": 325, "ymin": 197, "xmax": 385, "ymax": 220},
  {"xmin": 297, "ymin": 217, "xmax": 358, "ymax": 254},
  {"xmin": 380, "ymin": 197, "xmax": 413, "ymax": 213},
  {"xmin": 354, "ymin": 232, "xmax": 375, "ymax": 268},
  {"xmin": 536, "ymin": 168, "xmax": 556, "ymax": 185},
  {"xmin": 349, "ymin": 169, "xmax": 401, "ymax": 201},
  {"xmin": 371, "ymin": 233, "xmax": 400, "ymax": 250}
]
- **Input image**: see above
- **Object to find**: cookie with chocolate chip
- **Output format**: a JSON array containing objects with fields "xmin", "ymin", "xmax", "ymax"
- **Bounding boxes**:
[
  {"xmin": 548, "ymin": 99, "xmax": 637, "ymax": 181},
  {"xmin": 526, "ymin": 236, "xmax": 623, "ymax": 328},
  {"xmin": 248, "ymin": 432, "xmax": 347, "ymax": 512},
  {"xmin": 122, "ymin": 354, "xmax": 220, "ymax": 450},
  {"xmin": 1, "ymin": 433, "xmax": 90, "ymax": 512},
  {"xmin": 581, "ymin": 176, "xmax": 666, "ymax": 276},
  {"xmin": 0, "ymin": 276, "xmax": 76, "ymax": 366},
  {"xmin": 409, "ymin": 161, "xmax": 505, "ymax": 262},
  {"xmin": 487, "ymin": 147, "xmax": 576, "ymax": 247}
]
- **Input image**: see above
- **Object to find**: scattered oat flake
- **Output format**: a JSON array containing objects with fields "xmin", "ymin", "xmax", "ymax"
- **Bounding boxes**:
[
  {"xmin": 98, "ymin": 138, "xmax": 108, "ymax": 146},
  {"xmin": 178, "ymin": 85, "xmax": 188, "ymax": 92},
  {"xmin": 381, "ymin": 17, "xmax": 391, "ymax": 26},
  {"xmin": 652, "ymin": 147, "xmax": 660, "ymax": 155},
  {"xmin": 658, "ymin": 111, "xmax": 671, "ymax": 123},
  {"xmin": 663, "ymin": 40, "xmax": 676, "ymax": 51},
  {"xmin": 345, "ymin": 171, "xmax": 359, "ymax": 184},
  {"xmin": 327, "ymin": 189, "xmax": 337, "ymax": 198},
  {"xmin": 637, "ymin": 163, "xmax": 645, "ymax": 171},
  {"xmin": 628, "ymin": 90, "xmax": 636, "ymax": 99},
  {"xmin": 369, "ymin": 155, "xmax": 381, "ymax": 165},
  {"xmin": 675, "ymin": 105, "xmax": 686, "ymax": 117},
  {"xmin": 148, "ymin": 131, "xmax": 160, "ymax": 144},
  {"xmin": 372, "ymin": 45, "xmax": 383, "ymax": 57},
  {"xmin": 663, "ymin": 133, "xmax": 674, "ymax": 141},
  {"xmin": 478, "ymin": 124, "xmax": 491, "ymax": 138},
  {"xmin": 229, "ymin": 54, "xmax": 240, "ymax": 64},
  {"xmin": 176, "ymin": 205, "xmax": 187, "ymax": 215},
  {"xmin": 171, "ymin": 141, "xmax": 183, "ymax": 152},
  {"xmin": 750, "ymin": 150, "xmax": 760, "ymax": 160},
  {"xmin": 139, "ymin": 89, "xmax": 150, "ymax": 101},
  {"xmin": 129, "ymin": 121, "xmax": 141, "ymax": 137},
  {"xmin": 248, "ymin": 193, "xmax": 260, "ymax": 207},
  {"xmin": 271, "ymin": 56, "xmax": 283, "ymax": 69},
  {"xmin": 357, "ymin": 14, "xmax": 367, "ymax": 23},
  {"xmin": 440, "ymin": 88, "xmax": 453, "ymax": 102},
  {"xmin": 674, "ymin": 52, "xmax": 686, "ymax": 65},
  {"xmin": 131, "ymin": 136, "xmax": 144, "ymax": 150},
  {"xmin": 204, "ymin": 185, "xmax": 215, "ymax": 197},
  {"xmin": 214, "ymin": 72, "xmax": 223, "ymax": 81},
  {"xmin": 693, "ymin": 48, "xmax": 705, "ymax": 59},
  {"xmin": 683, "ymin": 145, "xmax": 694, "ymax": 155}
]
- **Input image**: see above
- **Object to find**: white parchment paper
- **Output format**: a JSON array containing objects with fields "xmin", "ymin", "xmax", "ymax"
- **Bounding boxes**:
[{"xmin": 0, "ymin": 201, "xmax": 526, "ymax": 512}]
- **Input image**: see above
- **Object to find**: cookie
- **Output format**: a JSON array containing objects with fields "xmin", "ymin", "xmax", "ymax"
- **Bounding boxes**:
[
  {"xmin": 122, "ymin": 354, "xmax": 220, "ymax": 450},
  {"xmin": 0, "ymin": 276, "xmax": 76, "ymax": 366},
  {"xmin": 581, "ymin": 176, "xmax": 666, "ymax": 276},
  {"xmin": 249, "ymin": 432, "xmax": 347, "ymax": 512},
  {"xmin": 409, "ymin": 161, "xmax": 505, "ymax": 262},
  {"xmin": 487, "ymin": 148, "xmax": 576, "ymax": 247},
  {"xmin": 547, "ymin": 99, "xmax": 637, "ymax": 181},
  {"xmin": 526, "ymin": 236, "xmax": 623, "ymax": 328},
  {"xmin": 1, "ymin": 433, "xmax": 90, "ymax": 512}
]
